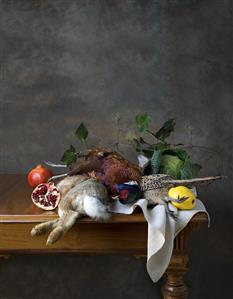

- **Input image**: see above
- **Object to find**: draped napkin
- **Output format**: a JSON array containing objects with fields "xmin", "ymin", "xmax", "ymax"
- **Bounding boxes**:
[{"xmin": 108, "ymin": 198, "xmax": 209, "ymax": 282}]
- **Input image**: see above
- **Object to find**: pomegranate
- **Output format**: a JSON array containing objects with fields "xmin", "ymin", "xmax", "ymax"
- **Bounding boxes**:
[
  {"xmin": 31, "ymin": 183, "xmax": 60, "ymax": 210},
  {"xmin": 27, "ymin": 164, "xmax": 53, "ymax": 188}
]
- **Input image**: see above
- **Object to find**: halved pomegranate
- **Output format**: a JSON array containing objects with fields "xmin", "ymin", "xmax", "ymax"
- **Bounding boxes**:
[{"xmin": 31, "ymin": 183, "xmax": 60, "ymax": 210}]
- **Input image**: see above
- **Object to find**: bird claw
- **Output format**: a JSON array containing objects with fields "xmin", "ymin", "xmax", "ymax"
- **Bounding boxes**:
[
  {"xmin": 165, "ymin": 196, "xmax": 188, "ymax": 204},
  {"xmin": 167, "ymin": 210, "xmax": 178, "ymax": 221},
  {"xmin": 175, "ymin": 196, "xmax": 189, "ymax": 203},
  {"xmin": 165, "ymin": 202, "xmax": 178, "ymax": 221}
]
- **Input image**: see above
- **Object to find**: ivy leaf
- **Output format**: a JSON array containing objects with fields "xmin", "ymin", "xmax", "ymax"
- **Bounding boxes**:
[
  {"xmin": 151, "ymin": 150, "xmax": 162, "ymax": 174},
  {"xmin": 180, "ymin": 161, "xmax": 202, "ymax": 179},
  {"xmin": 61, "ymin": 145, "xmax": 77, "ymax": 166},
  {"xmin": 155, "ymin": 118, "xmax": 175, "ymax": 141},
  {"xmin": 75, "ymin": 123, "xmax": 88, "ymax": 141},
  {"xmin": 136, "ymin": 112, "xmax": 151, "ymax": 133},
  {"xmin": 163, "ymin": 148, "xmax": 189, "ymax": 161},
  {"xmin": 159, "ymin": 154, "xmax": 184, "ymax": 179}
]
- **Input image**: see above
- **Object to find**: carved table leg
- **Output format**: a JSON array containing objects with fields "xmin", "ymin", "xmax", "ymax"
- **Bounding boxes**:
[
  {"xmin": 162, "ymin": 270, "xmax": 188, "ymax": 299},
  {"xmin": 162, "ymin": 228, "xmax": 189, "ymax": 299},
  {"xmin": 161, "ymin": 216, "xmax": 207, "ymax": 299}
]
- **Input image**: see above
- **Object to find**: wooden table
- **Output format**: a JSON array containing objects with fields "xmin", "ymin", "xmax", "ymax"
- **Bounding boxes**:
[{"xmin": 0, "ymin": 175, "xmax": 207, "ymax": 299}]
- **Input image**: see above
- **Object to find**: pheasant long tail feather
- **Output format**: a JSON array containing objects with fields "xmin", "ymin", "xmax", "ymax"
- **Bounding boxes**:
[{"xmin": 170, "ymin": 175, "xmax": 226, "ymax": 186}]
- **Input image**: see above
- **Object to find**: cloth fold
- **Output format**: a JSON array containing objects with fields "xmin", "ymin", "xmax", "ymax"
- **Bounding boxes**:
[{"xmin": 108, "ymin": 199, "xmax": 209, "ymax": 282}]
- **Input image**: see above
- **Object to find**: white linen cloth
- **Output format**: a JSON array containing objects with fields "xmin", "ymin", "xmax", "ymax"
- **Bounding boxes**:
[{"xmin": 108, "ymin": 198, "xmax": 209, "ymax": 282}]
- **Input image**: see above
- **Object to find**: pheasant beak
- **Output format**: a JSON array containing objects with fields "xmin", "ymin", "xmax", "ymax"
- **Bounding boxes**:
[{"xmin": 97, "ymin": 151, "xmax": 104, "ymax": 157}]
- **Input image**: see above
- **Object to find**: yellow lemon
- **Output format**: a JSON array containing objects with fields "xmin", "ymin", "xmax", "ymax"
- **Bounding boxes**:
[{"xmin": 168, "ymin": 186, "xmax": 196, "ymax": 210}]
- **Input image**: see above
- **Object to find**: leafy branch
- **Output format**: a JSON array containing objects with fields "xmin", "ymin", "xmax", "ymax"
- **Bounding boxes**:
[
  {"xmin": 60, "ymin": 113, "xmax": 213, "ymax": 180},
  {"xmin": 132, "ymin": 112, "xmax": 202, "ymax": 179},
  {"xmin": 61, "ymin": 123, "xmax": 89, "ymax": 166}
]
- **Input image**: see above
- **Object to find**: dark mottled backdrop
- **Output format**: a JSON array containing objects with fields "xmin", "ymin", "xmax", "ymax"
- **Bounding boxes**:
[{"xmin": 0, "ymin": 0, "xmax": 232, "ymax": 298}]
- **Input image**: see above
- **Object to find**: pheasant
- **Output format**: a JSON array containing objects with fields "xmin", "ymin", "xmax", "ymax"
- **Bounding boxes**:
[
  {"xmin": 140, "ymin": 174, "xmax": 224, "ymax": 217},
  {"xmin": 51, "ymin": 148, "xmax": 142, "ymax": 193}
]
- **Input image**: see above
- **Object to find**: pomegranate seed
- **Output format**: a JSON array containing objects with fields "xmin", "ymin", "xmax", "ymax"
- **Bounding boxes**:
[
  {"xmin": 49, "ymin": 195, "xmax": 57, "ymax": 203},
  {"xmin": 38, "ymin": 185, "xmax": 48, "ymax": 195}
]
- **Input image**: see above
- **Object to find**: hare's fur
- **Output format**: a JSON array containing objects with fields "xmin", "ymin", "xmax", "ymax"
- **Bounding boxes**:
[{"xmin": 31, "ymin": 175, "xmax": 111, "ymax": 245}]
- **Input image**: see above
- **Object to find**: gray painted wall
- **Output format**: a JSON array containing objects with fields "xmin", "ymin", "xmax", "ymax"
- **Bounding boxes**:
[{"xmin": 0, "ymin": 0, "xmax": 232, "ymax": 298}]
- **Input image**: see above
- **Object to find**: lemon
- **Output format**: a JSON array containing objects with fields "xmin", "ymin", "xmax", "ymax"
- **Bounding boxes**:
[{"xmin": 168, "ymin": 186, "xmax": 196, "ymax": 210}]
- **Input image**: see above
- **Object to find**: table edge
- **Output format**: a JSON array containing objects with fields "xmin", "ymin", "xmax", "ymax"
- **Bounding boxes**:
[{"xmin": 0, "ymin": 212, "xmax": 208, "ymax": 224}]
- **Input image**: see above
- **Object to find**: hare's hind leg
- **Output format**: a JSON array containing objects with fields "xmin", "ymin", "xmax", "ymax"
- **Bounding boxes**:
[
  {"xmin": 46, "ymin": 211, "xmax": 79, "ymax": 245},
  {"xmin": 31, "ymin": 219, "xmax": 60, "ymax": 237}
]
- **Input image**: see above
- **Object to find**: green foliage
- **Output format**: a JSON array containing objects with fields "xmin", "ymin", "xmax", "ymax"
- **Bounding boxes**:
[
  {"xmin": 61, "ymin": 123, "xmax": 89, "ymax": 166},
  {"xmin": 136, "ymin": 112, "xmax": 151, "ymax": 133},
  {"xmin": 154, "ymin": 118, "xmax": 175, "ymax": 141},
  {"xmin": 160, "ymin": 155, "xmax": 184, "ymax": 178},
  {"xmin": 151, "ymin": 150, "xmax": 162, "ymax": 174},
  {"xmin": 132, "ymin": 113, "xmax": 201, "ymax": 179},
  {"xmin": 162, "ymin": 148, "xmax": 189, "ymax": 161},
  {"xmin": 61, "ymin": 145, "xmax": 77, "ymax": 166},
  {"xmin": 60, "ymin": 115, "xmax": 202, "ymax": 179},
  {"xmin": 180, "ymin": 161, "xmax": 202, "ymax": 179},
  {"xmin": 75, "ymin": 123, "xmax": 88, "ymax": 141}
]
